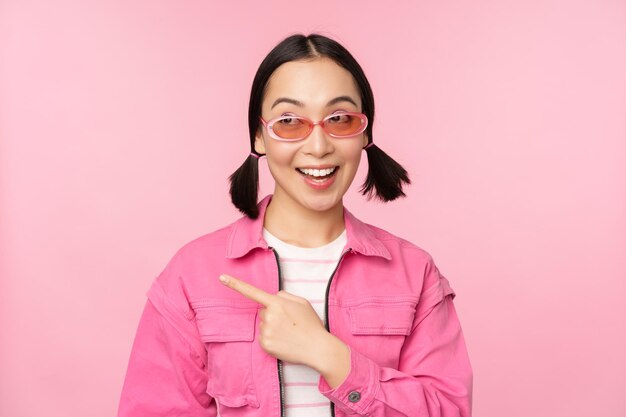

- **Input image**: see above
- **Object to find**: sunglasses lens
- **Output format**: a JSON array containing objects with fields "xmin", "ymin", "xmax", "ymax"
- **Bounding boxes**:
[
  {"xmin": 272, "ymin": 117, "xmax": 311, "ymax": 140},
  {"xmin": 324, "ymin": 114, "xmax": 366, "ymax": 137}
]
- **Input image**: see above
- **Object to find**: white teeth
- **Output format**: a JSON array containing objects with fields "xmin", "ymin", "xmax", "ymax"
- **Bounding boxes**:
[{"xmin": 298, "ymin": 167, "xmax": 337, "ymax": 177}]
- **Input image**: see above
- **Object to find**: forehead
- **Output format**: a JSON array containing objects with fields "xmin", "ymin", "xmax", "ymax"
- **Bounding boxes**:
[{"xmin": 263, "ymin": 58, "xmax": 361, "ymax": 111}]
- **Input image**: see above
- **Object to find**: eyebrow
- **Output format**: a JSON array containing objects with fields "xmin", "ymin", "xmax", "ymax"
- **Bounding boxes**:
[{"xmin": 270, "ymin": 95, "xmax": 358, "ymax": 110}]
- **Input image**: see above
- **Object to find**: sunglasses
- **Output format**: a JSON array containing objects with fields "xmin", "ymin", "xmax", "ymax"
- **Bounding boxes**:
[{"xmin": 259, "ymin": 112, "xmax": 368, "ymax": 142}]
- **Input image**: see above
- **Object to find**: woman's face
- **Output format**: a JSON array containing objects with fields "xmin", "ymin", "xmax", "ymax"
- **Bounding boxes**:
[{"xmin": 255, "ymin": 57, "xmax": 369, "ymax": 214}]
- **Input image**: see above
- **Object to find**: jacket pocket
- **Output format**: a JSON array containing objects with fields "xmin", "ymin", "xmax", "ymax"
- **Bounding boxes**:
[
  {"xmin": 348, "ymin": 296, "xmax": 418, "ymax": 335},
  {"xmin": 344, "ymin": 296, "xmax": 419, "ymax": 367},
  {"xmin": 191, "ymin": 301, "xmax": 260, "ymax": 409}
]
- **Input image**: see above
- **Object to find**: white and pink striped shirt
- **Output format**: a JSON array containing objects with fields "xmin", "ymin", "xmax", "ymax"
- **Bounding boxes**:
[{"xmin": 262, "ymin": 227, "xmax": 348, "ymax": 417}]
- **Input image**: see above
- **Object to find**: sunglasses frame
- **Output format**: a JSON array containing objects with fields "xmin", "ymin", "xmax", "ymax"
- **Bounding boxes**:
[{"xmin": 259, "ymin": 111, "xmax": 368, "ymax": 142}]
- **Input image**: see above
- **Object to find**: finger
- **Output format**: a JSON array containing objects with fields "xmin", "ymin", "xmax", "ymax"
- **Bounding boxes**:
[
  {"xmin": 276, "ymin": 290, "xmax": 304, "ymax": 303},
  {"xmin": 219, "ymin": 274, "xmax": 275, "ymax": 307}
]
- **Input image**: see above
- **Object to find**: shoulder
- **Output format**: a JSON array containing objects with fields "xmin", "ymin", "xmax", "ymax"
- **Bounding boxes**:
[
  {"xmin": 145, "ymin": 216, "xmax": 243, "ymax": 314},
  {"xmin": 357, "ymin": 217, "xmax": 453, "ymax": 292},
  {"xmin": 171, "ymin": 221, "xmax": 236, "ymax": 262},
  {"xmin": 360, "ymin": 219, "xmax": 436, "ymax": 264},
  {"xmin": 368, "ymin": 222, "xmax": 457, "ymax": 305},
  {"xmin": 351, "ymin": 217, "xmax": 456, "ymax": 307}
]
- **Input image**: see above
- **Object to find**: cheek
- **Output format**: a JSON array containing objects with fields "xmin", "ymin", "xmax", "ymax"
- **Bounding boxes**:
[
  {"xmin": 341, "ymin": 144, "xmax": 364, "ymax": 167},
  {"xmin": 340, "ymin": 149, "xmax": 364, "ymax": 182},
  {"xmin": 264, "ymin": 144, "xmax": 297, "ymax": 175}
]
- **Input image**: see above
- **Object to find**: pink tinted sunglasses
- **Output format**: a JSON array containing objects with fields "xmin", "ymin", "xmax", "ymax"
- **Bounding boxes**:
[{"xmin": 259, "ymin": 112, "xmax": 368, "ymax": 141}]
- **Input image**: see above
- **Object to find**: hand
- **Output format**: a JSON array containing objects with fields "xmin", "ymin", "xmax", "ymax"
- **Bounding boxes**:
[{"xmin": 218, "ymin": 273, "xmax": 330, "ymax": 368}]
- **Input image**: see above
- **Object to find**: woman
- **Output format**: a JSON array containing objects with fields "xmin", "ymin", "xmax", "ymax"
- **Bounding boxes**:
[{"xmin": 118, "ymin": 33, "xmax": 473, "ymax": 417}]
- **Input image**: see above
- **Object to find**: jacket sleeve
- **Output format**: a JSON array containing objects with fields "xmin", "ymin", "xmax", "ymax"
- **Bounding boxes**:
[
  {"xmin": 318, "ymin": 255, "xmax": 473, "ymax": 417},
  {"xmin": 117, "ymin": 255, "xmax": 215, "ymax": 416}
]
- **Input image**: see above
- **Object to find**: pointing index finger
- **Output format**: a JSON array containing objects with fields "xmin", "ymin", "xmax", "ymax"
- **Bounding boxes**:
[{"xmin": 219, "ymin": 274, "xmax": 275, "ymax": 307}]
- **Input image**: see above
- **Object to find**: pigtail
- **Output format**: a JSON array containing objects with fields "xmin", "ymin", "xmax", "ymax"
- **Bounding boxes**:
[
  {"xmin": 360, "ymin": 143, "xmax": 411, "ymax": 201},
  {"xmin": 228, "ymin": 152, "xmax": 263, "ymax": 219}
]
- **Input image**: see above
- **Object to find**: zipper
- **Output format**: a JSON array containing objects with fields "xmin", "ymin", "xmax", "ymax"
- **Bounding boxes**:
[
  {"xmin": 269, "ymin": 247, "xmax": 286, "ymax": 417},
  {"xmin": 270, "ymin": 245, "xmax": 352, "ymax": 417},
  {"xmin": 324, "ymin": 247, "xmax": 353, "ymax": 417}
]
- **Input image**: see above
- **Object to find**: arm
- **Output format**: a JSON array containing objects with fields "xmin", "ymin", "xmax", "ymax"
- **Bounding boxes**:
[
  {"xmin": 317, "ymin": 257, "xmax": 473, "ymax": 417},
  {"xmin": 117, "ymin": 281, "xmax": 215, "ymax": 416}
]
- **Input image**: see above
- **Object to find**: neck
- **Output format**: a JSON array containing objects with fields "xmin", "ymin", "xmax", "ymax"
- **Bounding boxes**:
[{"xmin": 263, "ymin": 190, "xmax": 345, "ymax": 248}]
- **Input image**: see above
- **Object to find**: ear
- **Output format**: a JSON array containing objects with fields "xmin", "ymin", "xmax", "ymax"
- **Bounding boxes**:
[
  {"xmin": 254, "ymin": 128, "xmax": 267, "ymax": 155},
  {"xmin": 362, "ymin": 133, "xmax": 369, "ymax": 148}
]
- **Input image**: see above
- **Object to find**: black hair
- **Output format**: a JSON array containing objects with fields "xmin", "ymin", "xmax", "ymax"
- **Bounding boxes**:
[{"xmin": 229, "ymin": 33, "xmax": 410, "ymax": 219}]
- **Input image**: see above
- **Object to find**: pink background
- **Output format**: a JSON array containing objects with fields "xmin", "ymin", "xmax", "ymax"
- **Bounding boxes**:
[{"xmin": 1, "ymin": 1, "xmax": 625, "ymax": 416}]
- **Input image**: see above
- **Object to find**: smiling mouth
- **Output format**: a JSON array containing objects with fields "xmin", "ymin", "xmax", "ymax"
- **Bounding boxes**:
[{"xmin": 295, "ymin": 166, "xmax": 339, "ymax": 180}]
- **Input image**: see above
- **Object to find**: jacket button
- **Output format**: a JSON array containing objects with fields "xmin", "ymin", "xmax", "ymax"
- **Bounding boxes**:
[{"xmin": 348, "ymin": 391, "xmax": 361, "ymax": 402}]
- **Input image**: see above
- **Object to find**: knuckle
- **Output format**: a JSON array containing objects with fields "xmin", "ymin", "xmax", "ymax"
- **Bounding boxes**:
[{"xmin": 263, "ymin": 311, "xmax": 275, "ymax": 323}]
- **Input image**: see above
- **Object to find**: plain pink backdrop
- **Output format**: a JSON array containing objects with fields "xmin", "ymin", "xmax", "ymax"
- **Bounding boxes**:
[{"xmin": 1, "ymin": 1, "xmax": 625, "ymax": 416}]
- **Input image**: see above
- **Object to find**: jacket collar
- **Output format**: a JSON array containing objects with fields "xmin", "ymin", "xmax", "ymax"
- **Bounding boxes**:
[{"xmin": 226, "ymin": 194, "xmax": 391, "ymax": 260}]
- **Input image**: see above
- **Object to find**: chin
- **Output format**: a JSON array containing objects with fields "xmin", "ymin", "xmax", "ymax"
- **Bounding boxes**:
[{"xmin": 301, "ymin": 192, "xmax": 343, "ymax": 212}]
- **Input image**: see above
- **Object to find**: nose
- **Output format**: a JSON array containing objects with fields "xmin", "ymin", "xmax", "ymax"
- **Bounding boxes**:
[{"xmin": 302, "ymin": 122, "xmax": 334, "ymax": 157}]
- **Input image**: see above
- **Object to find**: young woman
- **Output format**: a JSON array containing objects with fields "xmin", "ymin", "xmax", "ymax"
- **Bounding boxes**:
[{"xmin": 118, "ymin": 33, "xmax": 473, "ymax": 417}]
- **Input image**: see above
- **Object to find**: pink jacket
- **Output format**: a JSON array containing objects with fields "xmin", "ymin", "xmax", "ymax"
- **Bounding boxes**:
[{"xmin": 117, "ymin": 194, "xmax": 473, "ymax": 417}]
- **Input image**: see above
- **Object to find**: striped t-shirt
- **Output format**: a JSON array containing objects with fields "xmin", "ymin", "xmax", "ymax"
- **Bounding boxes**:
[{"xmin": 262, "ymin": 227, "xmax": 348, "ymax": 417}]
